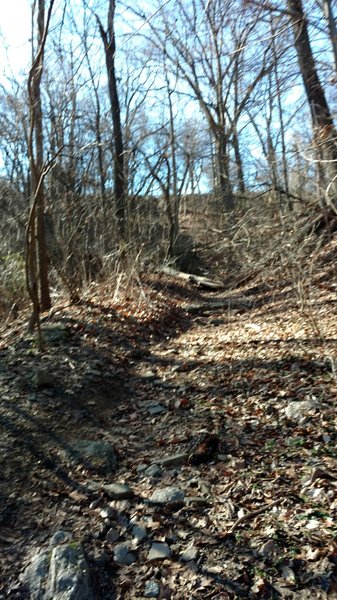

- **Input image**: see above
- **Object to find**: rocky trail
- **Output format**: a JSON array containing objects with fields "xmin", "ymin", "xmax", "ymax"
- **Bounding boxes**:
[{"xmin": 1, "ymin": 251, "xmax": 337, "ymax": 599}]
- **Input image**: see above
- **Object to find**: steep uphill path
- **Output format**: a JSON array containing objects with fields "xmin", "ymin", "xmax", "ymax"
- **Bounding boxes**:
[{"xmin": 1, "ymin": 261, "xmax": 337, "ymax": 599}]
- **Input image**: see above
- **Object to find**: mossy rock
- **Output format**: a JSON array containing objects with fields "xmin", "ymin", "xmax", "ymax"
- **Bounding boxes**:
[{"xmin": 66, "ymin": 440, "xmax": 117, "ymax": 475}]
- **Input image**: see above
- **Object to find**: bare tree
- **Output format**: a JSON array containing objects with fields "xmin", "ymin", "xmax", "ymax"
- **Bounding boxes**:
[
  {"xmin": 26, "ymin": 0, "xmax": 55, "ymax": 332},
  {"xmin": 96, "ymin": 0, "xmax": 126, "ymax": 240},
  {"xmin": 138, "ymin": 0, "xmax": 273, "ymax": 210}
]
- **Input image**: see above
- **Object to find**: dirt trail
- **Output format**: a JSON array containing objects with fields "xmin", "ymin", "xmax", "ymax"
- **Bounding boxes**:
[{"xmin": 1, "ymin": 271, "xmax": 337, "ymax": 598}]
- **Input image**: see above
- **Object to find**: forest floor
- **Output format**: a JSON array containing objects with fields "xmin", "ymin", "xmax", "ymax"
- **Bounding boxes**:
[{"xmin": 1, "ymin": 236, "xmax": 337, "ymax": 599}]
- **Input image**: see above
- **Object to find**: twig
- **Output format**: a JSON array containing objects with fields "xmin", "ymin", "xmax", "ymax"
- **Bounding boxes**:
[{"xmin": 226, "ymin": 498, "xmax": 282, "ymax": 535}]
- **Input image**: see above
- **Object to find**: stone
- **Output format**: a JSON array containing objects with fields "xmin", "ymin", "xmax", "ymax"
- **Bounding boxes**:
[
  {"xmin": 24, "ymin": 541, "xmax": 93, "ymax": 600},
  {"xmin": 185, "ymin": 496, "xmax": 208, "ymax": 507},
  {"xmin": 159, "ymin": 453, "xmax": 189, "ymax": 468},
  {"xmin": 113, "ymin": 542, "xmax": 136, "ymax": 565},
  {"xmin": 259, "ymin": 539, "xmax": 282, "ymax": 560},
  {"xmin": 99, "ymin": 506, "xmax": 115, "ymax": 519},
  {"xmin": 84, "ymin": 480, "xmax": 102, "ymax": 493},
  {"xmin": 285, "ymin": 399, "xmax": 318, "ymax": 423},
  {"xmin": 24, "ymin": 551, "xmax": 50, "ymax": 600},
  {"xmin": 147, "ymin": 542, "xmax": 171, "ymax": 561},
  {"xmin": 49, "ymin": 531, "xmax": 72, "ymax": 547},
  {"xmin": 149, "ymin": 487, "xmax": 185, "ymax": 506},
  {"xmin": 148, "ymin": 404, "xmax": 166, "ymax": 415},
  {"xmin": 45, "ymin": 543, "xmax": 93, "ymax": 600},
  {"xmin": 144, "ymin": 579, "xmax": 161, "ymax": 598},
  {"xmin": 132, "ymin": 523, "xmax": 147, "ymax": 542},
  {"xmin": 103, "ymin": 483, "xmax": 134, "ymax": 499},
  {"xmin": 281, "ymin": 565, "xmax": 296, "ymax": 583},
  {"xmin": 180, "ymin": 543, "xmax": 199, "ymax": 562},
  {"xmin": 144, "ymin": 464, "xmax": 163, "ymax": 478},
  {"xmin": 105, "ymin": 527, "xmax": 119, "ymax": 543},
  {"xmin": 66, "ymin": 440, "xmax": 117, "ymax": 475},
  {"xmin": 136, "ymin": 463, "xmax": 148, "ymax": 473}
]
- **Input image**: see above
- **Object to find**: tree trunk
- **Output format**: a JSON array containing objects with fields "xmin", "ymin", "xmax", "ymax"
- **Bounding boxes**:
[
  {"xmin": 322, "ymin": 0, "xmax": 337, "ymax": 78},
  {"xmin": 216, "ymin": 133, "xmax": 234, "ymax": 210},
  {"xmin": 166, "ymin": 67, "xmax": 180, "ymax": 251},
  {"xmin": 26, "ymin": 0, "xmax": 54, "ymax": 329},
  {"xmin": 273, "ymin": 31, "xmax": 291, "ymax": 210},
  {"xmin": 287, "ymin": 0, "xmax": 337, "ymax": 189},
  {"xmin": 232, "ymin": 129, "xmax": 245, "ymax": 195},
  {"xmin": 97, "ymin": 0, "xmax": 126, "ymax": 240}
]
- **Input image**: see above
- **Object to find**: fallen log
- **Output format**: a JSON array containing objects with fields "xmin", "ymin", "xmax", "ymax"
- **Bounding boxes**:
[
  {"xmin": 183, "ymin": 298, "xmax": 251, "ymax": 313},
  {"xmin": 160, "ymin": 266, "xmax": 224, "ymax": 290}
]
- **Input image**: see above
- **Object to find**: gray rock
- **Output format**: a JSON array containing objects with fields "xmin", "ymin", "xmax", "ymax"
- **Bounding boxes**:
[
  {"xmin": 185, "ymin": 496, "xmax": 208, "ymax": 507},
  {"xmin": 149, "ymin": 487, "xmax": 185, "ymax": 506},
  {"xmin": 113, "ymin": 542, "xmax": 136, "ymax": 565},
  {"xmin": 24, "ymin": 551, "xmax": 50, "ymax": 600},
  {"xmin": 103, "ymin": 483, "xmax": 134, "ymax": 499},
  {"xmin": 66, "ymin": 440, "xmax": 117, "ymax": 475},
  {"xmin": 99, "ymin": 506, "xmax": 115, "ymax": 519},
  {"xmin": 180, "ymin": 543, "xmax": 199, "ymax": 562},
  {"xmin": 49, "ymin": 531, "xmax": 72, "ymax": 547},
  {"xmin": 159, "ymin": 453, "xmax": 189, "ymax": 468},
  {"xmin": 144, "ymin": 579, "xmax": 161, "ymax": 598},
  {"xmin": 132, "ymin": 523, "xmax": 147, "ymax": 542},
  {"xmin": 144, "ymin": 464, "xmax": 163, "ymax": 478},
  {"xmin": 148, "ymin": 404, "xmax": 166, "ymax": 415},
  {"xmin": 24, "ymin": 541, "xmax": 93, "ymax": 600},
  {"xmin": 259, "ymin": 539, "xmax": 282, "ymax": 560},
  {"xmin": 147, "ymin": 542, "xmax": 171, "ymax": 561},
  {"xmin": 84, "ymin": 480, "xmax": 102, "ymax": 493},
  {"xmin": 105, "ymin": 527, "xmax": 119, "ymax": 543},
  {"xmin": 285, "ymin": 399, "xmax": 317, "ymax": 423},
  {"xmin": 136, "ymin": 463, "xmax": 148, "ymax": 473},
  {"xmin": 45, "ymin": 543, "xmax": 93, "ymax": 600}
]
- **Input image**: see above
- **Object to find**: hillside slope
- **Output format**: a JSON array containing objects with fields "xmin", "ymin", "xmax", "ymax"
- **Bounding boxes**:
[{"xmin": 1, "ymin": 240, "xmax": 337, "ymax": 598}]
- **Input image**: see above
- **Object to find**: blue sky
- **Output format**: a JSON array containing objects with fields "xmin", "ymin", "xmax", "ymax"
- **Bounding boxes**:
[
  {"xmin": 0, "ymin": 0, "xmax": 31, "ymax": 78},
  {"xmin": 0, "ymin": 0, "xmax": 156, "ymax": 80},
  {"xmin": 0, "ymin": 0, "xmax": 330, "ymax": 192}
]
